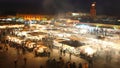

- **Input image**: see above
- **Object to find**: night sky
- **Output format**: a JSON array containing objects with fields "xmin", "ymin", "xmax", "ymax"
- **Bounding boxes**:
[{"xmin": 0, "ymin": 0, "xmax": 120, "ymax": 16}]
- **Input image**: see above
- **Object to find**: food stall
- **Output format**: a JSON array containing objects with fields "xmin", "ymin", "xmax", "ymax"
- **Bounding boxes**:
[{"xmin": 34, "ymin": 45, "xmax": 49, "ymax": 56}]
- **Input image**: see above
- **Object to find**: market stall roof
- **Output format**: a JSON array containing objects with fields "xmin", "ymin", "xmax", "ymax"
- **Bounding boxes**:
[
  {"xmin": 28, "ymin": 32, "xmax": 47, "ymax": 36},
  {"xmin": 38, "ymin": 45, "xmax": 47, "ymax": 48},
  {"xmin": 59, "ymin": 40, "xmax": 85, "ymax": 47}
]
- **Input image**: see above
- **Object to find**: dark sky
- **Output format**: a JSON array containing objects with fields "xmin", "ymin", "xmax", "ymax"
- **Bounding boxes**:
[{"xmin": 0, "ymin": 0, "xmax": 120, "ymax": 16}]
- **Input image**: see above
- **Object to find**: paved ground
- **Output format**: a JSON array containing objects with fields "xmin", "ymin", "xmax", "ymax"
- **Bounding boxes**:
[
  {"xmin": 0, "ymin": 43, "xmax": 87, "ymax": 68},
  {"xmin": 0, "ymin": 43, "xmax": 120, "ymax": 68}
]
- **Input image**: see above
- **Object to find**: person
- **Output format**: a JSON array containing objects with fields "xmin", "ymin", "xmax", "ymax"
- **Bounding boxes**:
[
  {"xmin": 58, "ymin": 57, "xmax": 64, "ymax": 68},
  {"xmin": 34, "ymin": 50, "xmax": 38, "ymax": 57},
  {"xmin": 5, "ymin": 46, "xmax": 8, "ymax": 52},
  {"xmin": 43, "ymin": 50, "xmax": 47, "ymax": 56},
  {"xmin": 66, "ymin": 61, "xmax": 71, "ymax": 68},
  {"xmin": 52, "ymin": 59, "xmax": 57, "ymax": 68},
  {"xmin": 69, "ymin": 52, "xmax": 72, "ymax": 60},
  {"xmin": 14, "ymin": 59, "xmax": 18, "ymax": 68},
  {"xmin": 72, "ymin": 62, "xmax": 76, "ymax": 68},
  {"xmin": 63, "ymin": 49, "xmax": 66, "ymax": 56},
  {"xmin": 22, "ymin": 48, "xmax": 26, "ymax": 55},
  {"xmin": 40, "ymin": 65, "xmax": 43, "ymax": 68},
  {"xmin": 78, "ymin": 63, "xmax": 82, "ymax": 68},
  {"xmin": 84, "ymin": 63, "xmax": 88, "ymax": 68},
  {"xmin": 60, "ymin": 48, "xmax": 63, "ymax": 56},
  {"xmin": 24, "ymin": 57, "xmax": 27, "ymax": 65},
  {"xmin": 46, "ymin": 59, "xmax": 50, "ymax": 68},
  {"xmin": 88, "ymin": 58, "xmax": 93, "ymax": 68},
  {"xmin": 47, "ymin": 51, "xmax": 50, "ymax": 58}
]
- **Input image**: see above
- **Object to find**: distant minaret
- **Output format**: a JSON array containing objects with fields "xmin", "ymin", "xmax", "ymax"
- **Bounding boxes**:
[{"xmin": 90, "ymin": 2, "xmax": 96, "ymax": 18}]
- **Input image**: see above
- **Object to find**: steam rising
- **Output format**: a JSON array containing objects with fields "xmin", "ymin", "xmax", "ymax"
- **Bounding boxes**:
[{"xmin": 42, "ymin": 0, "xmax": 74, "ymax": 14}]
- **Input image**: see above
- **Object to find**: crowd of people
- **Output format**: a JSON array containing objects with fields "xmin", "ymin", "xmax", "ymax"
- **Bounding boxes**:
[{"xmin": 45, "ymin": 57, "xmax": 85, "ymax": 68}]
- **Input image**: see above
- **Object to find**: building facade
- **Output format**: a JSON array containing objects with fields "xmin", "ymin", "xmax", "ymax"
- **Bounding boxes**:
[
  {"xmin": 16, "ymin": 14, "xmax": 54, "ymax": 21},
  {"xmin": 90, "ymin": 2, "xmax": 96, "ymax": 18}
]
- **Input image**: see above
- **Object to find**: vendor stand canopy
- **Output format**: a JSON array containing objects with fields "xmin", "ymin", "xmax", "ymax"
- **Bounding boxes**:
[{"xmin": 59, "ymin": 40, "xmax": 84, "ymax": 47}]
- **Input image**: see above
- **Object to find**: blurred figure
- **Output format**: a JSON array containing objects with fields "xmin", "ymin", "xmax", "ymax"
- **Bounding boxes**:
[
  {"xmin": 40, "ymin": 65, "xmax": 43, "ymax": 68},
  {"xmin": 14, "ymin": 59, "xmax": 18, "ymax": 68},
  {"xmin": 69, "ymin": 52, "xmax": 72, "ymax": 60},
  {"xmin": 78, "ymin": 63, "xmax": 82, "ymax": 68},
  {"xmin": 63, "ymin": 49, "xmax": 66, "ymax": 56},
  {"xmin": 60, "ymin": 48, "xmax": 63, "ymax": 56},
  {"xmin": 83, "ymin": 63, "xmax": 88, "ymax": 68},
  {"xmin": 71, "ymin": 62, "xmax": 76, "ymax": 68},
  {"xmin": 24, "ymin": 57, "xmax": 27, "ymax": 65}
]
